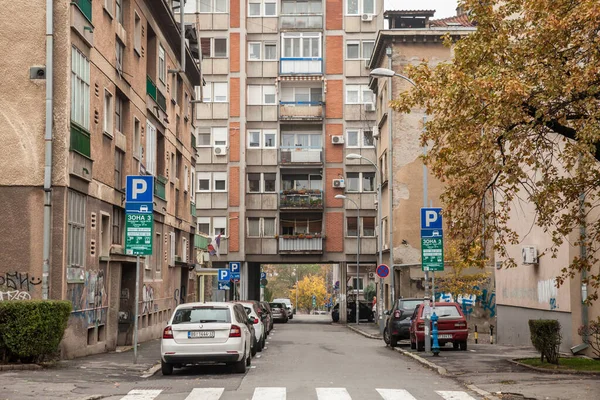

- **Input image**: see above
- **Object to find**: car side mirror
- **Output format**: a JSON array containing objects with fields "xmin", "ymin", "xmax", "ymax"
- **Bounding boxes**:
[
  {"xmin": 248, "ymin": 317, "xmax": 254, "ymax": 324},
  {"xmin": 384, "ymin": 310, "xmax": 390, "ymax": 315}
]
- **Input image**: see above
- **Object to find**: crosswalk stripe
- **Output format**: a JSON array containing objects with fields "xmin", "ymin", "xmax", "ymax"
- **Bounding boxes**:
[
  {"xmin": 376, "ymin": 389, "xmax": 418, "ymax": 400},
  {"xmin": 184, "ymin": 388, "xmax": 225, "ymax": 400},
  {"xmin": 316, "ymin": 388, "xmax": 352, "ymax": 400},
  {"xmin": 251, "ymin": 387, "xmax": 286, "ymax": 400},
  {"xmin": 120, "ymin": 389, "xmax": 162, "ymax": 400},
  {"xmin": 436, "ymin": 391, "xmax": 477, "ymax": 400}
]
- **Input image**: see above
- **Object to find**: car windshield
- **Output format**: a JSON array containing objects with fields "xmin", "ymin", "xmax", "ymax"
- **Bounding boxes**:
[
  {"xmin": 269, "ymin": 303, "xmax": 283, "ymax": 309},
  {"xmin": 434, "ymin": 305, "xmax": 461, "ymax": 318},
  {"xmin": 399, "ymin": 300, "xmax": 422, "ymax": 310},
  {"xmin": 171, "ymin": 307, "xmax": 231, "ymax": 324}
]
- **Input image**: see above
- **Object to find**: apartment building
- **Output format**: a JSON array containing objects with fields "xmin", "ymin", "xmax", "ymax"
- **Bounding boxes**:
[
  {"xmin": 185, "ymin": 0, "xmax": 383, "ymax": 314},
  {"xmin": 0, "ymin": 0, "xmax": 200, "ymax": 357}
]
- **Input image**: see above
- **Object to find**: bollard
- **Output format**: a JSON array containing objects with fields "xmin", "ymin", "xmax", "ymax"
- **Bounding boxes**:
[
  {"xmin": 474, "ymin": 324, "xmax": 478, "ymax": 344},
  {"xmin": 431, "ymin": 312, "xmax": 440, "ymax": 356},
  {"xmin": 490, "ymin": 324, "xmax": 494, "ymax": 344}
]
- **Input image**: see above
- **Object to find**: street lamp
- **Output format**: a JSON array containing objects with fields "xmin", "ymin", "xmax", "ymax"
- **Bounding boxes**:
[
  {"xmin": 370, "ymin": 68, "xmax": 417, "ymax": 88},
  {"xmin": 346, "ymin": 153, "xmax": 384, "ymax": 334},
  {"xmin": 335, "ymin": 194, "xmax": 360, "ymax": 325}
]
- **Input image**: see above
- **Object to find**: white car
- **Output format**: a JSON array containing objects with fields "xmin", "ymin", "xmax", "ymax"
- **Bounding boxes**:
[
  {"xmin": 235, "ymin": 301, "xmax": 266, "ymax": 352},
  {"xmin": 161, "ymin": 302, "xmax": 253, "ymax": 375},
  {"xmin": 273, "ymin": 298, "xmax": 294, "ymax": 320}
]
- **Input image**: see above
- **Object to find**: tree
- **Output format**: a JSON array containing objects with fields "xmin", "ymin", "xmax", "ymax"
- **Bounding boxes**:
[
  {"xmin": 392, "ymin": 0, "xmax": 600, "ymax": 302},
  {"xmin": 436, "ymin": 241, "xmax": 489, "ymax": 302},
  {"xmin": 263, "ymin": 264, "xmax": 330, "ymax": 300},
  {"xmin": 290, "ymin": 275, "xmax": 327, "ymax": 313}
]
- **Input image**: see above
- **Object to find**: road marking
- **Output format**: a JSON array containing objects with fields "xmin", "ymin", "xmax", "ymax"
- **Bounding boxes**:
[
  {"xmin": 252, "ymin": 387, "xmax": 286, "ymax": 400},
  {"xmin": 184, "ymin": 388, "xmax": 225, "ymax": 400},
  {"xmin": 316, "ymin": 388, "xmax": 352, "ymax": 400},
  {"xmin": 376, "ymin": 389, "xmax": 418, "ymax": 400},
  {"xmin": 436, "ymin": 391, "xmax": 477, "ymax": 400},
  {"xmin": 120, "ymin": 389, "xmax": 162, "ymax": 400}
]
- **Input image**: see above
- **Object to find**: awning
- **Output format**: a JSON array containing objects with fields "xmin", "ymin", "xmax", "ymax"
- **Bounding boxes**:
[{"xmin": 275, "ymin": 76, "xmax": 327, "ymax": 93}]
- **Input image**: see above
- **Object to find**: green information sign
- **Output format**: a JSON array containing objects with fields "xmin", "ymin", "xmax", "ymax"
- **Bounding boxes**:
[
  {"xmin": 421, "ymin": 237, "xmax": 444, "ymax": 271},
  {"xmin": 125, "ymin": 213, "xmax": 153, "ymax": 255}
]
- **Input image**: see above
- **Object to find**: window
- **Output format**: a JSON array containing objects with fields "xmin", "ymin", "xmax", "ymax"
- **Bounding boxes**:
[
  {"xmin": 190, "ymin": 170, "xmax": 195, "ymax": 193},
  {"xmin": 184, "ymin": 165, "xmax": 189, "ymax": 192},
  {"xmin": 112, "ymin": 206, "xmax": 123, "ymax": 245},
  {"xmin": 103, "ymin": 89, "xmax": 114, "ymax": 136},
  {"xmin": 212, "ymin": 127, "xmax": 227, "ymax": 146},
  {"xmin": 249, "ymin": 0, "xmax": 277, "ymax": 16},
  {"xmin": 347, "ymin": 217, "xmax": 375, "ymax": 237},
  {"xmin": 116, "ymin": 39, "xmax": 124, "ymax": 74},
  {"xmin": 200, "ymin": 0, "xmax": 228, "ymax": 13},
  {"xmin": 264, "ymin": 173, "xmax": 276, "ymax": 192},
  {"xmin": 247, "ymin": 217, "xmax": 276, "ymax": 237},
  {"xmin": 171, "ymin": 73, "xmax": 178, "ymax": 103},
  {"xmin": 145, "ymin": 121, "xmax": 157, "ymax": 175},
  {"xmin": 346, "ymin": 0, "xmax": 374, "ymax": 15},
  {"xmin": 100, "ymin": 213, "xmax": 111, "ymax": 257},
  {"xmin": 264, "ymin": 131, "xmax": 276, "ymax": 148},
  {"xmin": 347, "ymin": 217, "xmax": 358, "ymax": 237},
  {"xmin": 198, "ymin": 217, "xmax": 210, "ymax": 235},
  {"xmin": 201, "ymin": 38, "xmax": 228, "ymax": 58},
  {"xmin": 248, "ymin": 42, "xmax": 261, "ymax": 60},
  {"xmin": 197, "ymin": 128, "xmax": 211, "ymax": 146},
  {"xmin": 282, "ymin": 32, "xmax": 321, "ymax": 58},
  {"xmin": 346, "ymin": 40, "xmax": 374, "ymax": 60},
  {"xmin": 280, "ymin": 87, "xmax": 322, "ymax": 104},
  {"xmin": 115, "ymin": 96, "xmax": 124, "ymax": 133},
  {"xmin": 214, "ymin": 172, "xmax": 227, "ymax": 191},
  {"xmin": 158, "ymin": 45, "xmax": 166, "ymax": 83},
  {"xmin": 248, "ymin": 85, "xmax": 276, "ymax": 105},
  {"xmin": 345, "ymin": 85, "xmax": 374, "ymax": 104},
  {"xmin": 203, "ymin": 82, "xmax": 228, "ymax": 102},
  {"xmin": 247, "ymin": 173, "xmax": 277, "ymax": 193},
  {"xmin": 264, "ymin": 43, "xmax": 277, "ymax": 60},
  {"xmin": 248, "ymin": 218, "xmax": 261, "ymax": 237},
  {"xmin": 104, "ymin": 0, "xmax": 113, "ymax": 15},
  {"xmin": 115, "ymin": 0, "xmax": 123, "ymax": 24},
  {"xmin": 67, "ymin": 190, "xmax": 86, "ymax": 267},
  {"xmin": 281, "ymin": 174, "xmax": 322, "ymax": 190},
  {"xmin": 351, "ymin": 277, "xmax": 364, "ymax": 290},
  {"xmin": 197, "ymin": 173, "xmax": 210, "ymax": 191},
  {"xmin": 248, "ymin": 173, "xmax": 261, "ymax": 192},
  {"xmin": 346, "ymin": 172, "xmax": 375, "ymax": 192},
  {"xmin": 380, "ymin": 150, "xmax": 388, "ymax": 183},
  {"xmin": 71, "ymin": 47, "xmax": 90, "ymax": 130},
  {"xmin": 346, "ymin": 129, "xmax": 375, "ymax": 148},
  {"xmin": 281, "ymin": 132, "xmax": 322, "ymax": 148},
  {"xmin": 114, "ymin": 149, "xmax": 124, "ymax": 188},
  {"xmin": 281, "ymin": 0, "xmax": 323, "ymax": 14},
  {"xmin": 213, "ymin": 217, "xmax": 227, "ymax": 236},
  {"xmin": 248, "ymin": 131, "xmax": 261, "ymax": 148},
  {"xmin": 134, "ymin": 12, "xmax": 142, "ymax": 55},
  {"xmin": 247, "ymin": 129, "xmax": 276, "ymax": 148},
  {"xmin": 133, "ymin": 118, "xmax": 141, "ymax": 159},
  {"xmin": 263, "ymin": 218, "xmax": 276, "ymax": 236},
  {"xmin": 249, "ymin": 42, "xmax": 277, "ymax": 61}
]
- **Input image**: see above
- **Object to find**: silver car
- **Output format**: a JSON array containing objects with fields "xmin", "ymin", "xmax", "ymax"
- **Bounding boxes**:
[
  {"xmin": 161, "ymin": 302, "xmax": 253, "ymax": 375},
  {"xmin": 269, "ymin": 302, "xmax": 289, "ymax": 323}
]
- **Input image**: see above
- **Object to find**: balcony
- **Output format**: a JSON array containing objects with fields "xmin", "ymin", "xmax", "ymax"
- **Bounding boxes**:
[
  {"xmin": 154, "ymin": 175, "xmax": 167, "ymax": 200},
  {"xmin": 70, "ymin": 122, "xmax": 91, "ymax": 158},
  {"xmin": 190, "ymin": 201, "xmax": 196, "ymax": 217},
  {"xmin": 147, "ymin": 75, "xmax": 167, "ymax": 111},
  {"xmin": 73, "ymin": 0, "xmax": 92, "ymax": 22},
  {"xmin": 279, "ymin": 147, "xmax": 322, "ymax": 164},
  {"xmin": 280, "ymin": 58, "xmax": 323, "ymax": 75},
  {"xmin": 195, "ymin": 234, "xmax": 209, "ymax": 250},
  {"xmin": 279, "ymin": 101, "xmax": 323, "ymax": 120},
  {"xmin": 280, "ymin": 15, "xmax": 323, "ymax": 29},
  {"xmin": 278, "ymin": 236, "xmax": 323, "ymax": 253},
  {"xmin": 280, "ymin": 189, "xmax": 323, "ymax": 209}
]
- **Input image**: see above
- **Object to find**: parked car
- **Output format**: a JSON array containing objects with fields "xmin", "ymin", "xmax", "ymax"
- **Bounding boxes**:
[
  {"xmin": 235, "ymin": 301, "xmax": 266, "ymax": 353},
  {"xmin": 331, "ymin": 301, "xmax": 374, "ymax": 323},
  {"xmin": 409, "ymin": 302, "xmax": 468, "ymax": 351},
  {"xmin": 259, "ymin": 301, "xmax": 274, "ymax": 333},
  {"xmin": 383, "ymin": 298, "xmax": 422, "ymax": 347},
  {"xmin": 160, "ymin": 302, "xmax": 253, "ymax": 375},
  {"xmin": 269, "ymin": 302, "xmax": 289, "ymax": 323},
  {"xmin": 273, "ymin": 298, "xmax": 294, "ymax": 319}
]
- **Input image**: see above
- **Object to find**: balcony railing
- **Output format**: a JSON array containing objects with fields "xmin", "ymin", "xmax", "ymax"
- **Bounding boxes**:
[
  {"xmin": 279, "ymin": 147, "xmax": 322, "ymax": 164},
  {"xmin": 195, "ymin": 234, "xmax": 209, "ymax": 250},
  {"xmin": 279, "ymin": 101, "xmax": 323, "ymax": 120},
  {"xmin": 70, "ymin": 122, "xmax": 91, "ymax": 158},
  {"xmin": 280, "ymin": 189, "xmax": 323, "ymax": 209},
  {"xmin": 280, "ymin": 15, "xmax": 323, "ymax": 29},
  {"xmin": 146, "ymin": 75, "xmax": 167, "ymax": 111},
  {"xmin": 73, "ymin": 0, "xmax": 93, "ymax": 22},
  {"xmin": 278, "ymin": 236, "xmax": 323, "ymax": 253},
  {"xmin": 190, "ymin": 201, "xmax": 196, "ymax": 217},
  {"xmin": 280, "ymin": 58, "xmax": 323, "ymax": 75},
  {"xmin": 191, "ymin": 133, "xmax": 196, "ymax": 149},
  {"xmin": 154, "ymin": 175, "xmax": 167, "ymax": 200}
]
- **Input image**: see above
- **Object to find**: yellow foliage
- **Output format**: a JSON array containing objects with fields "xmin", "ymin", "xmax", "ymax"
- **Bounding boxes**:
[
  {"xmin": 289, "ymin": 275, "xmax": 327, "ymax": 312},
  {"xmin": 436, "ymin": 240, "xmax": 490, "ymax": 301}
]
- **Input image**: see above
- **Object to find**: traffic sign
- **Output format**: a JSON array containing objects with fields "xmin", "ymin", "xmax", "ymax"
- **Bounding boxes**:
[
  {"xmin": 421, "ymin": 237, "xmax": 444, "ymax": 271},
  {"xmin": 126, "ymin": 202, "xmax": 153, "ymax": 214},
  {"xmin": 260, "ymin": 271, "xmax": 267, "ymax": 279},
  {"xmin": 125, "ymin": 213, "xmax": 153, "ymax": 255},
  {"xmin": 126, "ymin": 176, "xmax": 154, "ymax": 203},
  {"xmin": 376, "ymin": 264, "xmax": 390, "ymax": 278},
  {"xmin": 218, "ymin": 269, "xmax": 231, "ymax": 282},
  {"xmin": 421, "ymin": 229, "xmax": 443, "ymax": 238},
  {"xmin": 218, "ymin": 282, "xmax": 230, "ymax": 290},
  {"xmin": 260, "ymin": 278, "xmax": 268, "ymax": 286},
  {"xmin": 229, "ymin": 262, "xmax": 241, "ymax": 273},
  {"xmin": 421, "ymin": 207, "xmax": 442, "ymax": 230},
  {"xmin": 231, "ymin": 272, "xmax": 240, "ymax": 282}
]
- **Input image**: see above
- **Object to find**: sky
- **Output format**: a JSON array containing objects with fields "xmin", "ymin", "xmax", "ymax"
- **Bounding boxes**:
[{"xmin": 385, "ymin": 0, "xmax": 459, "ymax": 19}]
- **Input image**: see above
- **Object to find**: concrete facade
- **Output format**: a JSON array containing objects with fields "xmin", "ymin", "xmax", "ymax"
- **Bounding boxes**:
[{"xmin": 0, "ymin": 0, "xmax": 201, "ymax": 358}]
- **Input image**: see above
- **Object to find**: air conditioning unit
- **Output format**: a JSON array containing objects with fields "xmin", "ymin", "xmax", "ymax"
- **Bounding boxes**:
[
  {"xmin": 364, "ymin": 103, "xmax": 375, "ymax": 112},
  {"xmin": 331, "ymin": 135, "xmax": 344, "ymax": 144},
  {"xmin": 332, "ymin": 179, "xmax": 346, "ymax": 188},
  {"xmin": 368, "ymin": 272, "xmax": 376, "ymax": 279},
  {"xmin": 361, "ymin": 13, "xmax": 374, "ymax": 21},
  {"xmin": 373, "ymin": 125, "xmax": 380, "ymax": 139},
  {"xmin": 522, "ymin": 246, "xmax": 538, "ymax": 264},
  {"xmin": 213, "ymin": 146, "xmax": 227, "ymax": 156}
]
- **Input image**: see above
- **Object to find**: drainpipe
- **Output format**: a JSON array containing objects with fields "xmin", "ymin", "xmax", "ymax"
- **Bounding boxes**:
[
  {"xmin": 387, "ymin": 47, "xmax": 395, "ymax": 304},
  {"xmin": 180, "ymin": 1, "xmax": 186, "ymax": 72},
  {"xmin": 42, "ymin": 0, "xmax": 54, "ymax": 300}
]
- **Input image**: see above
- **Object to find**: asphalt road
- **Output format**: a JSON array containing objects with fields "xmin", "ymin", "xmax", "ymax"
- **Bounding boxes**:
[{"xmin": 0, "ymin": 314, "xmax": 481, "ymax": 400}]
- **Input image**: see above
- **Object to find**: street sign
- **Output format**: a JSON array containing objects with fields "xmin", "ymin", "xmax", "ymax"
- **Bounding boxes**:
[
  {"xmin": 218, "ymin": 282, "xmax": 230, "ymax": 290},
  {"xmin": 126, "ymin": 176, "xmax": 154, "ymax": 203},
  {"xmin": 218, "ymin": 269, "xmax": 231, "ymax": 282},
  {"xmin": 229, "ymin": 262, "xmax": 241, "ymax": 273},
  {"xmin": 260, "ymin": 278, "xmax": 268, "ymax": 287},
  {"xmin": 260, "ymin": 271, "xmax": 267, "ymax": 280},
  {"xmin": 421, "ymin": 207, "xmax": 442, "ymax": 230},
  {"xmin": 421, "ymin": 237, "xmax": 444, "ymax": 271},
  {"xmin": 126, "ymin": 202, "xmax": 153, "ymax": 214},
  {"xmin": 125, "ymin": 213, "xmax": 153, "ymax": 255},
  {"xmin": 420, "ymin": 229, "xmax": 443, "ymax": 238},
  {"xmin": 376, "ymin": 264, "xmax": 390, "ymax": 278},
  {"xmin": 312, "ymin": 295, "xmax": 316, "ymax": 307},
  {"xmin": 231, "ymin": 272, "xmax": 240, "ymax": 282}
]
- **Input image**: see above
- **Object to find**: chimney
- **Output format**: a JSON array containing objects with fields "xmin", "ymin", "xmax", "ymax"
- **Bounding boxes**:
[{"xmin": 456, "ymin": 6, "xmax": 466, "ymax": 16}]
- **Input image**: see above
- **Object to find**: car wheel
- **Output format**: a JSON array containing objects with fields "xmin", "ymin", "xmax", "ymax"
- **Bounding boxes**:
[
  {"xmin": 251, "ymin": 341, "xmax": 257, "ymax": 357},
  {"xmin": 383, "ymin": 328, "xmax": 390, "ymax": 345},
  {"xmin": 459, "ymin": 340, "xmax": 468, "ymax": 351},
  {"xmin": 390, "ymin": 335, "xmax": 398, "ymax": 348},
  {"xmin": 246, "ymin": 348, "xmax": 252, "ymax": 366},
  {"xmin": 161, "ymin": 360, "xmax": 173, "ymax": 376},
  {"xmin": 261, "ymin": 335, "xmax": 266, "ymax": 349},
  {"xmin": 233, "ymin": 353, "xmax": 247, "ymax": 373},
  {"xmin": 289, "ymin": 315, "xmax": 293, "ymax": 320},
  {"xmin": 410, "ymin": 339, "xmax": 416, "ymax": 350},
  {"xmin": 453, "ymin": 342, "xmax": 459, "ymax": 350},
  {"xmin": 417, "ymin": 341, "xmax": 425, "ymax": 351},
  {"xmin": 256, "ymin": 337, "xmax": 263, "ymax": 352}
]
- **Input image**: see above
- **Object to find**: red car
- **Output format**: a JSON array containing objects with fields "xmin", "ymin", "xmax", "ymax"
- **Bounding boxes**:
[{"xmin": 409, "ymin": 302, "xmax": 468, "ymax": 351}]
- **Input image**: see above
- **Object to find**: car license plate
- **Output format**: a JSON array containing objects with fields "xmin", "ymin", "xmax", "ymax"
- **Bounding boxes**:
[
  {"xmin": 438, "ymin": 334, "xmax": 452, "ymax": 339},
  {"xmin": 188, "ymin": 330, "xmax": 215, "ymax": 338}
]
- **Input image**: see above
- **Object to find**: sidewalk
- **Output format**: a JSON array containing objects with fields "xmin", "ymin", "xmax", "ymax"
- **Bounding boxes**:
[{"xmin": 348, "ymin": 323, "xmax": 600, "ymax": 400}]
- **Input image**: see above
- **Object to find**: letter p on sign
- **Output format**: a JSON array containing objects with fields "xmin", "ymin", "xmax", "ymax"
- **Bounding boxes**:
[
  {"xmin": 421, "ymin": 207, "xmax": 442, "ymax": 229},
  {"xmin": 133, "ymin": 180, "xmax": 147, "ymax": 200}
]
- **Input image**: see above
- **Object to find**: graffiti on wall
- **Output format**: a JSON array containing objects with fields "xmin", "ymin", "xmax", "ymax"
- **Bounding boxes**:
[
  {"xmin": 435, "ymin": 286, "xmax": 496, "ymax": 318},
  {"xmin": 67, "ymin": 270, "xmax": 107, "ymax": 326},
  {"xmin": 0, "ymin": 290, "xmax": 31, "ymax": 301},
  {"xmin": 502, "ymin": 278, "xmax": 559, "ymax": 310},
  {"xmin": 0, "ymin": 272, "xmax": 42, "ymax": 300},
  {"xmin": 142, "ymin": 285, "xmax": 154, "ymax": 314}
]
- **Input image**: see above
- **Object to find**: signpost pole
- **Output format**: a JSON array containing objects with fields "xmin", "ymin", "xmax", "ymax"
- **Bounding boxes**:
[{"xmin": 134, "ymin": 255, "xmax": 140, "ymax": 364}]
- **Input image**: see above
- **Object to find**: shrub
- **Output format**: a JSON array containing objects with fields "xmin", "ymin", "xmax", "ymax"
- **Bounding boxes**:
[
  {"xmin": 529, "ymin": 319, "xmax": 562, "ymax": 365},
  {"xmin": 577, "ymin": 316, "xmax": 600, "ymax": 358},
  {"xmin": 0, "ymin": 300, "xmax": 72, "ymax": 363}
]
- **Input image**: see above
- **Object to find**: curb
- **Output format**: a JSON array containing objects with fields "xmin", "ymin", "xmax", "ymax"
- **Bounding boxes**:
[
  {"xmin": 140, "ymin": 362, "xmax": 161, "ymax": 378},
  {"xmin": 346, "ymin": 324, "xmax": 382, "ymax": 340},
  {"xmin": 0, "ymin": 363, "xmax": 42, "ymax": 371},
  {"xmin": 393, "ymin": 348, "xmax": 500, "ymax": 400},
  {"xmin": 508, "ymin": 359, "xmax": 600, "ymax": 375}
]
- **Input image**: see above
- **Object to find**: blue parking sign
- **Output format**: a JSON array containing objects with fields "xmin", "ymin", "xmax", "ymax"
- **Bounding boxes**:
[
  {"xmin": 218, "ymin": 269, "xmax": 231, "ymax": 282},
  {"xmin": 229, "ymin": 262, "xmax": 241, "ymax": 273},
  {"xmin": 421, "ymin": 207, "xmax": 442, "ymax": 230},
  {"xmin": 126, "ymin": 176, "xmax": 154, "ymax": 203}
]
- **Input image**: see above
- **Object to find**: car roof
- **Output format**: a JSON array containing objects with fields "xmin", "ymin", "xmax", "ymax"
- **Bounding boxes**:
[{"xmin": 173, "ymin": 302, "xmax": 234, "ymax": 312}]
